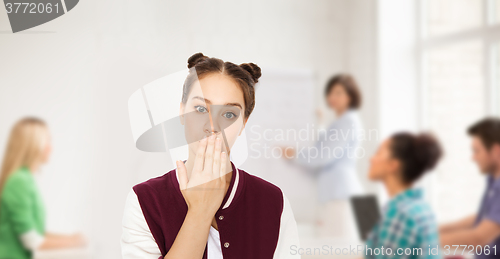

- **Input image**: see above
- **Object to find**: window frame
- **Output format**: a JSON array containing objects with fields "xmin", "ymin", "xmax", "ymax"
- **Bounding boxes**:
[{"xmin": 417, "ymin": 0, "xmax": 500, "ymax": 219}]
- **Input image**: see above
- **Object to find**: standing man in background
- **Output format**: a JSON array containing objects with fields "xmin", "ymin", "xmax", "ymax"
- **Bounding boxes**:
[{"xmin": 439, "ymin": 118, "xmax": 500, "ymax": 258}]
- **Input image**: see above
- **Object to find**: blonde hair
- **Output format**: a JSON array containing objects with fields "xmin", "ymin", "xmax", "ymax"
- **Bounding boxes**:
[{"xmin": 0, "ymin": 117, "xmax": 49, "ymax": 196}]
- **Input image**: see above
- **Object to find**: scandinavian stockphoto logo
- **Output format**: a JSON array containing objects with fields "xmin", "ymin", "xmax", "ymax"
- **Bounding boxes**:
[{"xmin": 4, "ymin": 0, "xmax": 78, "ymax": 33}]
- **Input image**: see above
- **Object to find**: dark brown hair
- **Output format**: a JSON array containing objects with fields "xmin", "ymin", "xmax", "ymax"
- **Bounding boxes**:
[
  {"xmin": 468, "ymin": 117, "xmax": 500, "ymax": 150},
  {"xmin": 390, "ymin": 132, "xmax": 443, "ymax": 185},
  {"xmin": 182, "ymin": 53, "xmax": 262, "ymax": 119},
  {"xmin": 324, "ymin": 74, "xmax": 362, "ymax": 109}
]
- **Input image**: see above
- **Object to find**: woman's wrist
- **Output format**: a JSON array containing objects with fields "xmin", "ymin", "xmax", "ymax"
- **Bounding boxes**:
[{"xmin": 186, "ymin": 207, "xmax": 214, "ymax": 224}]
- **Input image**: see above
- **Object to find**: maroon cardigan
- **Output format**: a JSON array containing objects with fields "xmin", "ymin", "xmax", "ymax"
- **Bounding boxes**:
[{"xmin": 133, "ymin": 162, "xmax": 284, "ymax": 259}]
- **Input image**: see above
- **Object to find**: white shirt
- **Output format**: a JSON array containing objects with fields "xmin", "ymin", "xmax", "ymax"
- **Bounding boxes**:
[
  {"xmin": 293, "ymin": 109, "xmax": 364, "ymax": 202},
  {"xmin": 121, "ymin": 168, "xmax": 301, "ymax": 259}
]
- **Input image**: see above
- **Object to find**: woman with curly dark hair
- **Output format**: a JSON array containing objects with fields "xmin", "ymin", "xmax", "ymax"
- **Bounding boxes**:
[{"xmin": 365, "ymin": 132, "xmax": 443, "ymax": 259}]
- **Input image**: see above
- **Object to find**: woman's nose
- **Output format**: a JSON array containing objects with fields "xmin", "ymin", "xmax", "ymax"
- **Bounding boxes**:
[
  {"xmin": 203, "ymin": 117, "xmax": 221, "ymax": 135},
  {"xmin": 205, "ymin": 114, "xmax": 223, "ymax": 134},
  {"xmin": 204, "ymin": 128, "xmax": 220, "ymax": 135}
]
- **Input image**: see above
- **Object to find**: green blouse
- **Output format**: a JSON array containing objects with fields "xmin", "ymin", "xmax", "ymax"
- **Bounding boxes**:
[{"xmin": 0, "ymin": 166, "xmax": 45, "ymax": 259}]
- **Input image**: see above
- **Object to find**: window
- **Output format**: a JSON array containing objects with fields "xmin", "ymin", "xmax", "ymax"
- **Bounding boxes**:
[
  {"xmin": 425, "ymin": 0, "xmax": 483, "ymax": 37},
  {"xmin": 420, "ymin": 0, "xmax": 500, "ymax": 222}
]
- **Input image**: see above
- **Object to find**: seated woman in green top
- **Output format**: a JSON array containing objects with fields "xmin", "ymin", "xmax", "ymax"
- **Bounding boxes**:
[
  {"xmin": 0, "ymin": 117, "xmax": 85, "ymax": 259},
  {"xmin": 365, "ymin": 132, "xmax": 443, "ymax": 259}
]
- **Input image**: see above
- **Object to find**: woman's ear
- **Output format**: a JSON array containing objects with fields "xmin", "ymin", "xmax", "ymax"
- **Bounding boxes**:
[
  {"xmin": 385, "ymin": 158, "xmax": 399, "ymax": 176},
  {"xmin": 179, "ymin": 102, "xmax": 185, "ymax": 126}
]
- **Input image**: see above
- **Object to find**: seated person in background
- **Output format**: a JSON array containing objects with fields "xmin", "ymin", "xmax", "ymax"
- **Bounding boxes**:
[
  {"xmin": 0, "ymin": 117, "xmax": 86, "ymax": 259},
  {"xmin": 365, "ymin": 132, "xmax": 443, "ymax": 259},
  {"xmin": 439, "ymin": 118, "xmax": 500, "ymax": 259}
]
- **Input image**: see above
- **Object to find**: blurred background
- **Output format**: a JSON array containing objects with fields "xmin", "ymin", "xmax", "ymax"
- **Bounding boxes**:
[{"xmin": 0, "ymin": 0, "xmax": 499, "ymax": 258}]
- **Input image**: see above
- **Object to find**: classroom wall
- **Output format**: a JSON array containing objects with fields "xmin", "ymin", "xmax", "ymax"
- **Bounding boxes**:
[{"xmin": 0, "ymin": 0, "xmax": 380, "ymax": 257}]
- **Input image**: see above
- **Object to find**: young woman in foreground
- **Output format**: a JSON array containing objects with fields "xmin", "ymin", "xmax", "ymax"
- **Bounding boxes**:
[
  {"xmin": 365, "ymin": 132, "xmax": 443, "ymax": 259},
  {"xmin": 121, "ymin": 53, "xmax": 300, "ymax": 259}
]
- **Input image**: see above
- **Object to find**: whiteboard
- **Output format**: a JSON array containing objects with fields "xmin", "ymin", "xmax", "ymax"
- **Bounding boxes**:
[{"xmin": 239, "ymin": 67, "xmax": 319, "ymax": 222}]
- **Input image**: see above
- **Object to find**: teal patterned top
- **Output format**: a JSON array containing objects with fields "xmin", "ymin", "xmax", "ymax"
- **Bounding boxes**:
[{"xmin": 365, "ymin": 188, "xmax": 441, "ymax": 259}]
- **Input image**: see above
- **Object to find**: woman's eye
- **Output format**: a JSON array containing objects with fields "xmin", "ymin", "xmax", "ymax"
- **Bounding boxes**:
[
  {"xmin": 195, "ymin": 105, "xmax": 208, "ymax": 113},
  {"xmin": 223, "ymin": 112, "xmax": 236, "ymax": 119}
]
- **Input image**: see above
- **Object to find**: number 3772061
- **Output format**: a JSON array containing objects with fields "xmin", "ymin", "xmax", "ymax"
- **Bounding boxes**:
[
  {"xmin": 5, "ymin": 3, "xmax": 61, "ymax": 14},
  {"xmin": 443, "ymin": 245, "xmax": 497, "ymax": 256}
]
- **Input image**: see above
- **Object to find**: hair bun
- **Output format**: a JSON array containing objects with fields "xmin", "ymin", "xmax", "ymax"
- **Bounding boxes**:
[
  {"xmin": 239, "ymin": 63, "xmax": 262, "ymax": 84},
  {"xmin": 187, "ymin": 52, "xmax": 208, "ymax": 69},
  {"xmin": 414, "ymin": 133, "xmax": 442, "ymax": 172}
]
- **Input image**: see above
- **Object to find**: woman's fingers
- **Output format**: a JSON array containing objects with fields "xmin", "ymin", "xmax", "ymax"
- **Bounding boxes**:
[
  {"xmin": 212, "ymin": 136, "xmax": 222, "ymax": 178},
  {"xmin": 193, "ymin": 136, "xmax": 207, "ymax": 173},
  {"xmin": 203, "ymin": 134, "xmax": 216, "ymax": 174},
  {"xmin": 176, "ymin": 160, "xmax": 188, "ymax": 190},
  {"xmin": 220, "ymin": 151, "xmax": 227, "ymax": 180}
]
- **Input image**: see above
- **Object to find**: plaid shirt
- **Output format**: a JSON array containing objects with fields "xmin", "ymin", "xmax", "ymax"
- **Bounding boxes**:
[{"xmin": 365, "ymin": 188, "xmax": 441, "ymax": 259}]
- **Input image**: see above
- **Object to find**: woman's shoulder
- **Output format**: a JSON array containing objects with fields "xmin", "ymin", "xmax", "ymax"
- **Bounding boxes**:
[
  {"xmin": 4, "ymin": 168, "xmax": 32, "ymax": 189},
  {"xmin": 1, "ymin": 168, "xmax": 34, "ymax": 201},
  {"xmin": 237, "ymin": 167, "xmax": 283, "ymax": 197},
  {"xmin": 405, "ymin": 200, "xmax": 434, "ymax": 218},
  {"xmin": 342, "ymin": 109, "xmax": 361, "ymax": 123},
  {"xmin": 132, "ymin": 168, "xmax": 177, "ymax": 194},
  {"xmin": 330, "ymin": 109, "xmax": 361, "ymax": 128},
  {"xmin": 390, "ymin": 198, "xmax": 435, "ymax": 225}
]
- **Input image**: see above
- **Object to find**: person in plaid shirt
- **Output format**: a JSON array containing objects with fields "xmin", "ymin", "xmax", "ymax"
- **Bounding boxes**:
[{"xmin": 365, "ymin": 132, "xmax": 443, "ymax": 259}]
